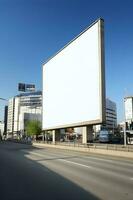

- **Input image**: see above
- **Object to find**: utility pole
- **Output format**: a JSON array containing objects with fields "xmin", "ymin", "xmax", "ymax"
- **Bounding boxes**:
[
  {"xmin": 124, "ymin": 98, "xmax": 127, "ymax": 147},
  {"xmin": 0, "ymin": 98, "xmax": 8, "ymax": 138}
]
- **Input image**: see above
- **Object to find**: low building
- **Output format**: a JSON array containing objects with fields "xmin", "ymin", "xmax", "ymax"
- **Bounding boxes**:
[{"xmin": 7, "ymin": 91, "xmax": 42, "ymax": 135}]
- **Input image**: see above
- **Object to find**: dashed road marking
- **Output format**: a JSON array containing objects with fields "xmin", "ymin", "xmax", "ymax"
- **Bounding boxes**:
[
  {"xmin": 59, "ymin": 159, "xmax": 92, "ymax": 169},
  {"xmin": 22, "ymin": 150, "xmax": 92, "ymax": 169}
]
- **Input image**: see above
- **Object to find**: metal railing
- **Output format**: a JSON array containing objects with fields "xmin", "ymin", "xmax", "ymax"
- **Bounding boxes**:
[
  {"xmin": 34, "ymin": 140, "xmax": 133, "ymax": 152},
  {"xmin": 5, "ymin": 138, "xmax": 133, "ymax": 153}
]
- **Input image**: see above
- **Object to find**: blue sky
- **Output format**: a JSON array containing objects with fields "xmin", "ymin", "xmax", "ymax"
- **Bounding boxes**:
[{"xmin": 0, "ymin": 0, "xmax": 133, "ymax": 122}]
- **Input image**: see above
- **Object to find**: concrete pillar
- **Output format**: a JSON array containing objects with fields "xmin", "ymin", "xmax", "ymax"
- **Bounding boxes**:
[
  {"xmin": 87, "ymin": 126, "xmax": 93, "ymax": 143},
  {"xmin": 52, "ymin": 130, "xmax": 55, "ymax": 144},
  {"xmin": 82, "ymin": 125, "xmax": 93, "ymax": 144},
  {"xmin": 42, "ymin": 133, "xmax": 44, "ymax": 141},
  {"xmin": 82, "ymin": 126, "xmax": 87, "ymax": 144},
  {"xmin": 55, "ymin": 129, "xmax": 60, "ymax": 141}
]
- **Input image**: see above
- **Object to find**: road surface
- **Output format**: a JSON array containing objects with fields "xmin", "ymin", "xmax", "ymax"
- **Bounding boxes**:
[{"xmin": 0, "ymin": 141, "xmax": 133, "ymax": 200}]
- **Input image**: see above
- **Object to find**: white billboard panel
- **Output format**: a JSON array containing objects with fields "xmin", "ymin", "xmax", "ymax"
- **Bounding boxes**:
[{"xmin": 42, "ymin": 19, "xmax": 105, "ymax": 130}]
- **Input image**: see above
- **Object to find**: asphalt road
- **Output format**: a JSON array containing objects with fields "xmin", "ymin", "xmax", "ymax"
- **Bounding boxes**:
[{"xmin": 0, "ymin": 141, "xmax": 133, "ymax": 200}]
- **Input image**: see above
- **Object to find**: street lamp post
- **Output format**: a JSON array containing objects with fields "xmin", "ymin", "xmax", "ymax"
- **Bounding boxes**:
[
  {"xmin": 0, "ymin": 98, "xmax": 8, "ymax": 138},
  {"xmin": 124, "ymin": 98, "xmax": 127, "ymax": 147}
]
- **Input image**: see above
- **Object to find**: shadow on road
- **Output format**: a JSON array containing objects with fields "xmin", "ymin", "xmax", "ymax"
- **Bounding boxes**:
[{"xmin": 0, "ymin": 141, "xmax": 100, "ymax": 200}]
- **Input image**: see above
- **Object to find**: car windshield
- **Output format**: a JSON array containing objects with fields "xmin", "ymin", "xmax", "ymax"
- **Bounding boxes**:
[{"xmin": 100, "ymin": 133, "xmax": 108, "ymax": 136}]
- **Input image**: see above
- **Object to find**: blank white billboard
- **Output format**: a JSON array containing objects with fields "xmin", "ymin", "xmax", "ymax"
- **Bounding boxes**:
[{"xmin": 42, "ymin": 18, "xmax": 105, "ymax": 130}]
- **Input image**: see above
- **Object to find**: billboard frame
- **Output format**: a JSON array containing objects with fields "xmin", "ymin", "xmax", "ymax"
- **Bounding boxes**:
[{"xmin": 42, "ymin": 18, "xmax": 106, "ymax": 130}]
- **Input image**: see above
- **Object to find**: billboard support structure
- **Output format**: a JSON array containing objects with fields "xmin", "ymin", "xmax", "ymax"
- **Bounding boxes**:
[
  {"xmin": 82, "ymin": 126, "xmax": 88, "ymax": 144},
  {"xmin": 52, "ymin": 130, "xmax": 55, "ymax": 144},
  {"xmin": 82, "ymin": 125, "xmax": 93, "ymax": 144}
]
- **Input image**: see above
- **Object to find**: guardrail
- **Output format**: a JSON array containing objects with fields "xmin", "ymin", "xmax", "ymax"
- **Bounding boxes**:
[
  {"xmin": 35, "ymin": 140, "xmax": 133, "ymax": 152},
  {"xmin": 5, "ymin": 139, "xmax": 133, "ymax": 153}
]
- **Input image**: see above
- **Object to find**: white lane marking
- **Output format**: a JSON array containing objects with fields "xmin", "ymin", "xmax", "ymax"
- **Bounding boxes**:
[
  {"xmin": 46, "ymin": 151, "xmax": 133, "ymax": 167},
  {"xmin": 22, "ymin": 150, "xmax": 133, "ymax": 170},
  {"xmin": 29, "ymin": 151, "xmax": 45, "ymax": 157},
  {"xmin": 84, "ymin": 156, "xmax": 113, "ymax": 163},
  {"xmin": 32, "ymin": 149, "xmax": 113, "ymax": 163},
  {"xmin": 34, "ymin": 150, "xmax": 114, "ymax": 165},
  {"xmin": 22, "ymin": 150, "xmax": 121, "ymax": 168},
  {"xmin": 22, "ymin": 150, "xmax": 133, "ymax": 179},
  {"xmin": 22, "ymin": 150, "xmax": 92, "ymax": 169},
  {"xmin": 58, "ymin": 159, "xmax": 92, "ymax": 169},
  {"xmin": 22, "ymin": 150, "xmax": 53, "ymax": 158}
]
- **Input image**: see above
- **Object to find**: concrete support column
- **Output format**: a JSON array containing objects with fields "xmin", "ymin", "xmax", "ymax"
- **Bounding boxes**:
[
  {"xmin": 55, "ymin": 129, "xmax": 60, "ymax": 141},
  {"xmin": 82, "ymin": 126, "xmax": 87, "ymax": 144},
  {"xmin": 52, "ymin": 130, "xmax": 55, "ymax": 144},
  {"xmin": 87, "ymin": 125, "xmax": 93, "ymax": 143},
  {"xmin": 42, "ymin": 133, "xmax": 44, "ymax": 141},
  {"xmin": 82, "ymin": 125, "xmax": 93, "ymax": 144}
]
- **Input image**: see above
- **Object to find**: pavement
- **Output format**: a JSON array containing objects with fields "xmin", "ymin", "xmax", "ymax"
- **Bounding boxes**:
[{"xmin": 0, "ymin": 141, "xmax": 133, "ymax": 200}]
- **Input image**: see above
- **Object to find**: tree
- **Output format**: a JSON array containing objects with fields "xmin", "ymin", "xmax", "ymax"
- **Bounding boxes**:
[{"xmin": 25, "ymin": 120, "xmax": 41, "ymax": 137}]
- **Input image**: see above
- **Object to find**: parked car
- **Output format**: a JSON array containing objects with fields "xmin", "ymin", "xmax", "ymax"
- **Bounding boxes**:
[{"xmin": 99, "ymin": 130, "xmax": 112, "ymax": 143}]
